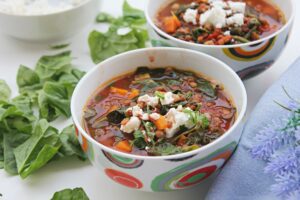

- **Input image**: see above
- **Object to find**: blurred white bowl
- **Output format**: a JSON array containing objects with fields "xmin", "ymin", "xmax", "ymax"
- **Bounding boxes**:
[{"xmin": 0, "ymin": 0, "xmax": 99, "ymax": 42}]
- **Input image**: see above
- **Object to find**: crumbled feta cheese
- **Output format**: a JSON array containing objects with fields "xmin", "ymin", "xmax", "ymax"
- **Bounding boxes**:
[
  {"xmin": 141, "ymin": 113, "xmax": 149, "ymax": 121},
  {"xmin": 200, "ymin": 7, "xmax": 226, "ymax": 28},
  {"xmin": 160, "ymin": 92, "xmax": 175, "ymax": 105},
  {"xmin": 131, "ymin": 105, "xmax": 143, "ymax": 117},
  {"xmin": 117, "ymin": 27, "xmax": 132, "ymax": 36},
  {"xmin": 183, "ymin": 8, "xmax": 198, "ymax": 25},
  {"xmin": 138, "ymin": 94, "xmax": 159, "ymax": 107},
  {"xmin": 164, "ymin": 108, "xmax": 193, "ymax": 138},
  {"xmin": 228, "ymin": 1, "xmax": 246, "ymax": 14},
  {"xmin": 211, "ymin": 1, "xmax": 227, "ymax": 8},
  {"xmin": 224, "ymin": 30, "xmax": 231, "ymax": 35},
  {"xmin": 150, "ymin": 113, "xmax": 161, "ymax": 121},
  {"xmin": 120, "ymin": 117, "xmax": 141, "ymax": 133},
  {"xmin": 225, "ymin": 9, "xmax": 233, "ymax": 16},
  {"xmin": 226, "ymin": 13, "xmax": 244, "ymax": 26}
]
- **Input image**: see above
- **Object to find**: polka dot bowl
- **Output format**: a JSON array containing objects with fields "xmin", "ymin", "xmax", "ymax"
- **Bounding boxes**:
[{"xmin": 71, "ymin": 48, "xmax": 247, "ymax": 192}]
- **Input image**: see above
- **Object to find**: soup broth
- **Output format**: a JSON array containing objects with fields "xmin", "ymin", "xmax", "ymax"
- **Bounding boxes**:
[{"xmin": 156, "ymin": 0, "xmax": 285, "ymax": 45}]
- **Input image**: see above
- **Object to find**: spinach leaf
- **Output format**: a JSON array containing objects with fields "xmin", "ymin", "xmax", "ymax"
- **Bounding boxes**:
[
  {"xmin": 35, "ymin": 51, "xmax": 72, "ymax": 80},
  {"xmin": 51, "ymin": 188, "xmax": 89, "ymax": 200},
  {"xmin": 89, "ymin": 1, "xmax": 148, "ymax": 64},
  {"xmin": 38, "ymin": 82, "xmax": 71, "ymax": 121},
  {"xmin": 0, "ymin": 80, "xmax": 11, "ymax": 101},
  {"xmin": 123, "ymin": 0, "xmax": 145, "ymax": 19},
  {"xmin": 14, "ymin": 119, "xmax": 61, "ymax": 179},
  {"xmin": 132, "ymin": 130, "xmax": 147, "ymax": 149},
  {"xmin": 96, "ymin": 12, "xmax": 116, "ymax": 23},
  {"xmin": 50, "ymin": 43, "xmax": 70, "ymax": 50},
  {"xmin": 196, "ymin": 78, "xmax": 216, "ymax": 98},
  {"xmin": 149, "ymin": 143, "xmax": 182, "ymax": 156},
  {"xmin": 58, "ymin": 125, "xmax": 86, "ymax": 160}
]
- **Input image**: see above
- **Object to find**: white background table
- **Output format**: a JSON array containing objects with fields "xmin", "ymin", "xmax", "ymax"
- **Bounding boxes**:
[{"xmin": 0, "ymin": 0, "xmax": 299, "ymax": 199}]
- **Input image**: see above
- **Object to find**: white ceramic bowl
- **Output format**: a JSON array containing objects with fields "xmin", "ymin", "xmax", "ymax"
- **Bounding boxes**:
[
  {"xmin": 71, "ymin": 47, "xmax": 247, "ymax": 192},
  {"xmin": 0, "ymin": 0, "xmax": 99, "ymax": 42},
  {"xmin": 146, "ymin": 0, "xmax": 295, "ymax": 79}
]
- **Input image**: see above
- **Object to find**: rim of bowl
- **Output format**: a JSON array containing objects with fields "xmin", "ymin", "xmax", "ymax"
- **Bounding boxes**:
[
  {"xmin": 0, "ymin": 0, "xmax": 94, "ymax": 17},
  {"xmin": 71, "ymin": 47, "xmax": 248, "ymax": 160},
  {"xmin": 145, "ymin": 0, "xmax": 296, "ymax": 49}
]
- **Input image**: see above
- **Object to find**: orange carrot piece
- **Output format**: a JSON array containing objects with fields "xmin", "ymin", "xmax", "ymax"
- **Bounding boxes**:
[
  {"xmin": 110, "ymin": 87, "xmax": 128, "ymax": 96},
  {"xmin": 172, "ymin": 14, "xmax": 181, "ymax": 27},
  {"xmin": 128, "ymin": 89, "xmax": 140, "ymax": 99},
  {"xmin": 163, "ymin": 16, "xmax": 179, "ymax": 33},
  {"xmin": 154, "ymin": 116, "xmax": 168, "ymax": 130},
  {"xmin": 115, "ymin": 140, "xmax": 132, "ymax": 152}
]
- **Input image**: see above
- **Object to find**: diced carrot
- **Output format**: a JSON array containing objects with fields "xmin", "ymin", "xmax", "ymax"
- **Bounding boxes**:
[
  {"xmin": 128, "ymin": 89, "xmax": 140, "ymax": 99},
  {"xmin": 172, "ymin": 14, "xmax": 181, "ymax": 27},
  {"xmin": 110, "ymin": 87, "xmax": 128, "ymax": 96},
  {"xmin": 154, "ymin": 116, "xmax": 168, "ymax": 130},
  {"xmin": 115, "ymin": 140, "xmax": 132, "ymax": 152},
  {"xmin": 163, "ymin": 16, "xmax": 180, "ymax": 33}
]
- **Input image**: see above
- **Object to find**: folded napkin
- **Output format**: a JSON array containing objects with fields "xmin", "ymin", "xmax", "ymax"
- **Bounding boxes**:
[{"xmin": 205, "ymin": 59, "xmax": 300, "ymax": 200}]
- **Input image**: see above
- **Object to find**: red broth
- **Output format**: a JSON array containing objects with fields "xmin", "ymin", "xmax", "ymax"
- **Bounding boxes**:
[
  {"xmin": 83, "ymin": 67, "xmax": 236, "ymax": 156},
  {"xmin": 156, "ymin": 0, "xmax": 285, "ymax": 45}
]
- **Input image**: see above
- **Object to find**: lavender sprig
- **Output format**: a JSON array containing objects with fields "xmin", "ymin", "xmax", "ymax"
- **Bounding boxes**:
[{"xmin": 250, "ymin": 91, "xmax": 300, "ymax": 199}]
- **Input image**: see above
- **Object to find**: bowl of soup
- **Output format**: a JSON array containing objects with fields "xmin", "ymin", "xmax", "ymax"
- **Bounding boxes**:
[
  {"xmin": 71, "ymin": 47, "xmax": 247, "ymax": 191},
  {"xmin": 146, "ymin": 0, "xmax": 295, "ymax": 79}
]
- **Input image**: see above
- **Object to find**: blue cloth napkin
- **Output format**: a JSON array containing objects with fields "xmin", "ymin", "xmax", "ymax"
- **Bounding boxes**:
[{"xmin": 205, "ymin": 59, "xmax": 300, "ymax": 200}]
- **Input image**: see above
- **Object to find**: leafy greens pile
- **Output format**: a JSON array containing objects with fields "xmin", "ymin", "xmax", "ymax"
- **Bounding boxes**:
[
  {"xmin": 51, "ymin": 187, "xmax": 89, "ymax": 200},
  {"xmin": 0, "ymin": 51, "xmax": 86, "ymax": 179},
  {"xmin": 88, "ymin": 1, "xmax": 149, "ymax": 64}
]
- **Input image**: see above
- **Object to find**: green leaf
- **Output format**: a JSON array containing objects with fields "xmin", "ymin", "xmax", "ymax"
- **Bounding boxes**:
[
  {"xmin": 51, "ymin": 188, "xmax": 89, "ymax": 200},
  {"xmin": 132, "ymin": 130, "xmax": 147, "ymax": 149},
  {"xmin": 13, "ymin": 119, "xmax": 61, "ymax": 179},
  {"xmin": 0, "ymin": 80, "xmax": 11, "ymax": 101},
  {"xmin": 123, "ymin": 0, "xmax": 145, "ymax": 19},
  {"xmin": 96, "ymin": 12, "xmax": 116, "ymax": 23},
  {"xmin": 58, "ymin": 125, "xmax": 86, "ymax": 160},
  {"xmin": 17, "ymin": 65, "xmax": 42, "ymax": 95},
  {"xmin": 35, "ymin": 51, "xmax": 72, "ymax": 80},
  {"xmin": 149, "ymin": 143, "xmax": 182, "ymax": 156},
  {"xmin": 38, "ymin": 82, "xmax": 71, "ymax": 121},
  {"xmin": 50, "ymin": 43, "xmax": 70, "ymax": 50},
  {"xmin": 196, "ymin": 78, "xmax": 216, "ymax": 98}
]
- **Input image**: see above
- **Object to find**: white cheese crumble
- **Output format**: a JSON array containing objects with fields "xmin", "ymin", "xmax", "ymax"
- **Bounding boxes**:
[
  {"xmin": 200, "ymin": 7, "xmax": 226, "ymax": 28},
  {"xmin": 226, "ymin": 13, "xmax": 244, "ymax": 26},
  {"xmin": 211, "ymin": 1, "xmax": 227, "ymax": 9},
  {"xmin": 0, "ymin": 0, "xmax": 86, "ymax": 15},
  {"xmin": 120, "ymin": 116, "xmax": 141, "ymax": 133},
  {"xmin": 160, "ymin": 92, "xmax": 175, "ymax": 105},
  {"xmin": 228, "ymin": 1, "xmax": 246, "ymax": 14},
  {"xmin": 117, "ymin": 27, "xmax": 132, "ymax": 36},
  {"xmin": 183, "ymin": 8, "xmax": 198, "ymax": 25},
  {"xmin": 164, "ymin": 108, "xmax": 193, "ymax": 138},
  {"xmin": 138, "ymin": 94, "xmax": 159, "ymax": 107},
  {"xmin": 150, "ymin": 113, "xmax": 161, "ymax": 121}
]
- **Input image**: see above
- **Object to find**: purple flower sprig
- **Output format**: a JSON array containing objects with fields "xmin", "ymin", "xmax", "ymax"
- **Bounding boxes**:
[{"xmin": 250, "ymin": 90, "xmax": 300, "ymax": 199}]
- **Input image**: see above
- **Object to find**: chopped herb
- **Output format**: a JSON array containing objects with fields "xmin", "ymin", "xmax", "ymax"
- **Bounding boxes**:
[{"xmin": 155, "ymin": 91, "xmax": 165, "ymax": 100}]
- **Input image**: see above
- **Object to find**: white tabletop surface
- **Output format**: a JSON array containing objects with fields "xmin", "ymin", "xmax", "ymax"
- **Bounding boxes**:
[{"xmin": 0, "ymin": 0, "xmax": 299, "ymax": 199}]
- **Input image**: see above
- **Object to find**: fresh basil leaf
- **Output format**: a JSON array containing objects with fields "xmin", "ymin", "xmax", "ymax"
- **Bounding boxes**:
[
  {"xmin": 0, "ymin": 80, "xmax": 11, "ymax": 101},
  {"xmin": 13, "ymin": 119, "xmax": 61, "ymax": 179},
  {"xmin": 35, "ymin": 51, "xmax": 72, "ymax": 80},
  {"xmin": 51, "ymin": 188, "xmax": 89, "ymax": 200},
  {"xmin": 123, "ymin": 0, "xmax": 145, "ymax": 19},
  {"xmin": 58, "ymin": 125, "xmax": 86, "ymax": 160},
  {"xmin": 96, "ymin": 12, "xmax": 116, "ymax": 23}
]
